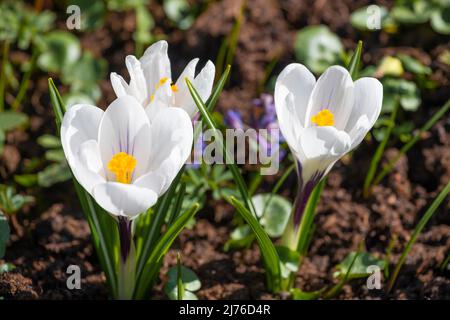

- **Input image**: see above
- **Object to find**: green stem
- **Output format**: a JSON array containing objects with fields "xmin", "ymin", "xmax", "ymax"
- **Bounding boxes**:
[
  {"xmin": 363, "ymin": 102, "xmax": 400, "ymax": 198},
  {"xmin": 387, "ymin": 182, "xmax": 450, "ymax": 292},
  {"xmin": 117, "ymin": 217, "xmax": 136, "ymax": 300},
  {"xmin": 12, "ymin": 48, "xmax": 38, "ymax": 111},
  {"xmin": 0, "ymin": 40, "xmax": 10, "ymax": 112},
  {"xmin": 373, "ymin": 99, "xmax": 450, "ymax": 186}
]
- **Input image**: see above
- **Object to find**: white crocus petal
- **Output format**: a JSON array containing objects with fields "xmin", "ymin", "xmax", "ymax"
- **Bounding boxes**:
[
  {"xmin": 110, "ymin": 72, "xmax": 129, "ymax": 97},
  {"xmin": 92, "ymin": 182, "xmax": 158, "ymax": 218},
  {"xmin": 61, "ymin": 104, "xmax": 104, "ymax": 194},
  {"xmin": 145, "ymin": 79, "xmax": 172, "ymax": 120},
  {"xmin": 346, "ymin": 77, "xmax": 383, "ymax": 149},
  {"xmin": 295, "ymin": 126, "xmax": 351, "ymax": 183},
  {"xmin": 275, "ymin": 63, "xmax": 316, "ymax": 129},
  {"xmin": 124, "ymin": 55, "xmax": 148, "ymax": 105},
  {"xmin": 140, "ymin": 40, "xmax": 172, "ymax": 95},
  {"xmin": 134, "ymin": 107, "xmax": 193, "ymax": 195},
  {"xmin": 305, "ymin": 66, "xmax": 354, "ymax": 129},
  {"xmin": 97, "ymin": 95, "xmax": 152, "ymax": 181},
  {"xmin": 174, "ymin": 59, "xmax": 215, "ymax": 118}
]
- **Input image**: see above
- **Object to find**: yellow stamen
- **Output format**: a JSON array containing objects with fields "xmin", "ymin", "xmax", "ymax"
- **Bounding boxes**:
[
  {"xmin": 107, "ymin": 152, "xmax": 137, "ymax": 184},
  {"xmin": 150, "ymin": 77, "xmax": 178, "ymax": 102},
  {"xmin": 311, "ymin": 109, "xmax": 334, "ymax": 127}
]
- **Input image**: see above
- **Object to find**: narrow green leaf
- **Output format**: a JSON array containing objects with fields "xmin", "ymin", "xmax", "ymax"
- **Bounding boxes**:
[
  {"xmin": 296, "ymin": 178, "xmax": 326, "ymax": 255},
  {"xmin": 228, "ymin": 196, "xmax": 281, "ymax": 292},
  {"xmin": 134, "ymin": 203, "xmax": 200, "ymax": 299},
  {"xmin": 347, "ymin": 40, "xmax": 363, "ymax": 79},
  {"xmin": 387, "ymin": 182, "xmax": 450, "ymax": 292},
  {"xmin": 363, "ymin": 102, "xmax": 400, "ymax": 197},
  {"xmin": 373, "ymin": 99, "xmax": 450, "ymax": 185},
  {"xmin": 186, "ymin": 78, "xmax": 257, "ymax": 217},
  {"xmin": 135, "ymin": 168, "xmax": 184, "ymax": 281}
]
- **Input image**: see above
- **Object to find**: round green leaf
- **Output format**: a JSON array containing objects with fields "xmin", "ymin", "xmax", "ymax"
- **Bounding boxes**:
[
  {"xmin": 0, "ymin": 111, "xmax": 29, "ymax": 131},
  {"xmin": 294, "ymin": 25, "xmax": 344, "ymax": 74},
  {"xmin": 431, "ymin": 7, "xmax": 450, "ymax": 35},
  {"xmin": 166, "ymin": 265, "xmax": 201, "ymax": 292},
  {"xmin": 391, "ymin": 5, "xmax": 431, "ymax": 24},
  {"xmin": 334, "ymin": 251, "xmax": 385, "ymax": 279},
  {"xmin": 37, "ymin": 134, "xmax": 61, "ymax": 149},
  {"xmin": 37, "ymin": 31, "xmax": 81, "ymax": 72},
  {"xmin": 397, "ymin": 54, "xmax": 431, "ymax": 75},
  {"xmin": 37, "ymin": 163, "xmax": 72, "ymax": 187},
  {"xmin": 276, "ymin": 245, "xmax": 300, "ymax": 279},
  {"xmin": 165, "ymin": 265, "xmax": 201, "ymax": 300},
  {"xmin": 61, "ymin": 52, "xmax": 107, "ymax": 92},
  {"xmin": 164, "ymin": 0, "xmax": 195, "ymax": 30},
  {"xmin": 252, "ymin": 194, "xmax": 292, "ymax": 238},
  {"xmin": 68, "ymin": 0, "xmax": 106, "ymax": 31},
  {"xmin": 350, "ymin": 5, "xmax": 389, "ymax": 31}
]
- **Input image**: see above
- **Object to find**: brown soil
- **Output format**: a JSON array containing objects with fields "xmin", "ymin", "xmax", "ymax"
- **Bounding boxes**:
[{"xmin": 0, "ymin": 0, "xmax": 449, "ymax": 299}]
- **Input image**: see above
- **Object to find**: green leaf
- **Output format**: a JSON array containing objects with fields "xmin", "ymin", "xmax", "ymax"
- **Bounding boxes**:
[
  {"xmin": 291, "ymin": 287, "xmax": 325, "ymax": 300},
  {"xmin": 63, "ymin": 92, "xmax": 96, "ymax": 109},
  {"xmin": 391, "ymin": 4, "xmax": 431, "ymax": 24},
  {"xmin": 61, "ymin": 51, "xmax": 107, "ymax": 94},
  {"xmin": 383, "ymin": 78, "xmax": 421, "ymax": 111},
  {"xmin": 134, "ymin": 203, "xmax": 200, "ymax": 299},
  {"xmin": 164, "ymin": 0, "xmax": 195, "ymax": 30},
  {"xmin": 228, "ymin": 196, "xmax": 281, "ymax": 292},
  {"xmin": 397, "ymin": 54, "xmax": 432, "ymax": 75},
  {"xmin": 276, "ymin": 245, "xmax": 300, "ymax": 279},
  {"xmin": 0, "ymin": 185, "xmax": 34, "ymax": 215},
  {"xmin": 388, "ymin": 182, "xmax": 450, "ymax": 291},
  {"xmin": 0, "ymin": 214, "xmax": 10, "ymax": 258},
  {"xmin": 350, "ymin": 6, "xmax": 389, "ymax": 31},
  {"xmin": 334, "ymin": 251, "xmax": 385, "ymax": 279},
  {"xmin": 224, "ymin": 224, "xmax": 255, "ymax": 251},
  {"xmin": 45, "ymin": 149, "xmax": 66, "ymax": 162},
  {"xmin": 431, "ymin": 7, "xmax": 450, "ymax": 35},
  {"xmin": 37, "ymin": 31, "xmax": 81, "ymax": 73},
  {"xmin": 0, "ymin": 111, "xmax": 28, "ymax": 131},
  {"xmin": 294, "ymin": 25, "xmax": 344, "ymax": 74},
  {"xmin": 14, "ymin": 174, "xmax": 38, "ymax": 187},
  {"xmin": 252, "ymin": 194, "xmax": 291, "ymax": 238},
  {"xmin": 37, "ymin": 134, "xmax": 61, "ymax": 149},
  {"xmin": 68, "ymin": 0, "xmax": 106, "ymax": 31},
  {"xmin": 165, "ymin": 265, "xmax": 201, "ymax": 300},
  {"xmin": 186, "ymin": 77, "xmax": 257, "ymax": 217},
  {"xmin": 37, "ymin": 163, "xmax": 72, "ymax": 187},
  {"xmin": 0, "ymin": 263, "xmax": 15, "ymax": 274}
]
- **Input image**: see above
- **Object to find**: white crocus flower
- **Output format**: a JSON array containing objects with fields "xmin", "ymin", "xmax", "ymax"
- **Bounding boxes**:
[
  {"xmin": 275, "ymin": 64, "xmax": 382, "ymax": 238},
  {"xmin": 110, "ymin": 40, "xmax": 215, "ymax": 119},
  {"xmin": 61, "ymin": 95, "xmax": 193, "ymax": 219}
]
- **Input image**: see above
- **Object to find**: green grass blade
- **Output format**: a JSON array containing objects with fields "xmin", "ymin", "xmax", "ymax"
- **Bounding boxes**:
[
  {"xmin": 134, "ymin": 203, "xmax": 200, "ymax": 299},
  {"xmin": 262, "ymin": 163, "xmax": 295, "ymax": 217},
  {"xmin": 373, "ymin": 99, "xmax": 450, "ymax": 186},
  {"xmin": 296, "ymin": 178, "xmax": 326, "ymax": 255},
  {"xmin": 48, "ymin": 78, "xmax": 66, "ymax": 130},
  {"xmin": 135, "ymin": 168, "xmax": 184, "ymax": 281},
  {"xmin": 228, "ymin": 196, "xmax": 281, "ymax": 292},
  {"xmin": 387, "ymin": 182, "xmax": 450, "ymax": 292},
  {"xmin": 186, "ymin": 78, "xmax": 257, "ymax": 217},
  {"xmin": 363, "ymin": 102, "xmax": 400, "ymax": 197},
  {"xmin": 323, "ymin": 249, "xmax": 360, "ymax": 299},
  {"xmin": 347, "ymin": 40, "xmax": 363, "ymax": 79}
]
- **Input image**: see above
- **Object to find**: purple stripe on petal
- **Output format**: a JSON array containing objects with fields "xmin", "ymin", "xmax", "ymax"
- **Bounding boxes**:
[
  {"xmin": 293, "ymin": 163, "xmax": 324, "ymax": 227},
  {"xmin": 118, "ymin": 216, "xmax": 132, "ymax": 262}
]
